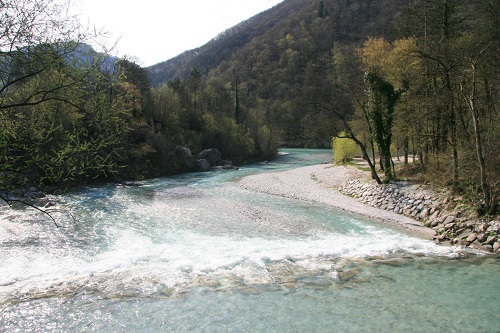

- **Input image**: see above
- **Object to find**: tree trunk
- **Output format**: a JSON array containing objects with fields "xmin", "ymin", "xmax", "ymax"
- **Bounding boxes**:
[
  {"xmin": 450, "ymin": 108, "xmax": 459, "ymax": 187},
  {"xmin": 383, "ymin": 143, "xmax": 394, "ymax": 182},
  {"xmin": 462, "ymin": 60, "xmax": 492, "ymax": 211},
  {"xmin": 347, "ymin": 134, "xmax": 382, "ymax": 184},
  {"xmin": 358, "ymin": 140, "xmax": 383, "ymax": 184},
  {"xmin": 404, "ymin": 137, "xmax": 409, "ymax": 166}
]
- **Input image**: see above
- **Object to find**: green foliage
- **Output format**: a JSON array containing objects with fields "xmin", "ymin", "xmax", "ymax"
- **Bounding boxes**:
[
  {"xmin": 0, "ymin": 43, "xmax": 155, "ymax": 189},
  {"xmin": 148, "ymin": 71, "xmax": 280, "ymax": 167},
  {"xmin": 332, "ymin": 133, "xmax": 360, "ymax": 164},
  {"xmin": 201, "ymin": 113, "xmax": 256, "ymax": 164}
]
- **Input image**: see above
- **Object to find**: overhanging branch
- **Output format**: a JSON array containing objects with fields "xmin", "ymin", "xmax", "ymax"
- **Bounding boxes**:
[{"xmin": 0, "ymin": 194, "xmax": 60, "ymax": 227}]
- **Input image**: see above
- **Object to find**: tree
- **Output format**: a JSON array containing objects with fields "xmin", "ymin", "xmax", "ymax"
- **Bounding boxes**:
[
  {"xmin": 310, "ymin": 84, "xmax": 383, "ymax": 184},
  {"xmin": 357, "ymin": 37, "xmax": 413, "ymax": 182},
  {"xmin": 0, "ymin": 0, "xmax": 108, "ymax": 185},
  {"xmin": 396, "ymin": 0, "xmax": 499, "ymax": 214},
  {"xmin": 114, "ymin": 57, "xmax": 152, "ymax": 118},
  {"xmin": 457, "ymin": 6, "xmax": 500, "ymax": 213},
  {"xmin": 402, "ymin": 0, "xmax": 468, "ymax": 185},
  {"xmin": 0, "ymin": 0, "xmax": 121, "ymax": 192},
  {"xmin": 0, "ymin": 0, "xmax": 105, "ymax": 112},
  {"xmin": 0, "ymin": 0, "xmax": 116, "ymax": 220},
  {"xmin": 363, "ymin": 72, "xmax": 402, "ymax": 182},
  {"xmin": 318, "ymin": 0, "xmax": 326, "ymax": 18},
  {"xmin": 332, "ymin": 132, "xmax": 360, "ymax": 164},
  {"xmin": 459, "ymin": 50, "xmax": 494, "ymax": 213}
]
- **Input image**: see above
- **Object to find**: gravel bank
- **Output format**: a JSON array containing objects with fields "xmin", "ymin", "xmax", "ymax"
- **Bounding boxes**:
[{"xmin": 238, "ymin": 163, "xmax": 436, "ymax": 239}]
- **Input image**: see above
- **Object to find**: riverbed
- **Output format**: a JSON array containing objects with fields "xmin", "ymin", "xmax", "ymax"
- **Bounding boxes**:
[{"xmin": 1, "ymin": 149, "xmax": 498, "ymax": 332}]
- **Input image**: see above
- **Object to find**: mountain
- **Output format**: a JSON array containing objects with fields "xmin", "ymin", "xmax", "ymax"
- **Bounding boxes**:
[
  {"xmin": 144, "ymin": 0, "xmax": 414, "ymax": 147},
  {"xmin": 146, "ymin": 0, "xmax": 297, "ymax": 86},
  {"xmin": 146, "ymin": 0, "xmax": 411, "ymax": 87}
]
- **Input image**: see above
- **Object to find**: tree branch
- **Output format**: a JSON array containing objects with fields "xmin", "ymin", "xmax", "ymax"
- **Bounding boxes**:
[{"xmin": 0, "ymin": 193, "xmax": 60, "ymax": 227}]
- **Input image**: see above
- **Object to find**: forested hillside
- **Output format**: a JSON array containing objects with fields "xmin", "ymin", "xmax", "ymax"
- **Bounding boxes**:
[
  {"xmin": 146, "ymin": 0, "xmax": 499, "ymax": 213},
  {"xmin": 147, "ymin": 0, "xmax": 412, "ymax": 148},
  {"xmin": 1, "ymin": 0, "xmax": 499, "ymax": 214},
  {"xmin": 148, "ymin": 0, "xmax": 411, "ymax": 86}
]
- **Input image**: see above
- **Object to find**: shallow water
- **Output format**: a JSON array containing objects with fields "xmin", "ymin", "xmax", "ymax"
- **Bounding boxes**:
[{"xmin": 1, "ymin": 149, "xmax": 499, "ymax": 332}]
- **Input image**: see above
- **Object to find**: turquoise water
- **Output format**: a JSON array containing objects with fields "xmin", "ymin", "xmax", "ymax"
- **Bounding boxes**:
[{"xmin": 1, "ymin": 149, "xmax": 499, "ymax": 332}]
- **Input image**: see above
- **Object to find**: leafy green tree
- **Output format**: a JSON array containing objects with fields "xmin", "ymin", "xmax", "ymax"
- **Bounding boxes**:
[
  {"xmin": 0, "ymin": 0, "xmax": 111, "ymax": 189},
  {"xmin": 318, "ymin": 1, "xmax": 325, "ymax": 18},
  {"xmin": 201, "ymin": 113, "xmax": 255, "ymax": 164},
  {"xmin": 363, "ymin": 72, "xmax": 402, "ymax": 182},
  {"xmin": 332, "ymin": 132, "xmax": 360, "ymax": 164}
]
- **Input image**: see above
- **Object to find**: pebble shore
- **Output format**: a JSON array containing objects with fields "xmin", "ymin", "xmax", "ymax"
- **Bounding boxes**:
[
  {"xmin": 238, "ymin": 164, "xmax": 435, "ymax": 238},
  {"xmin": 239, "ymin": 162, "xmax": 500, "ymax": 253}
]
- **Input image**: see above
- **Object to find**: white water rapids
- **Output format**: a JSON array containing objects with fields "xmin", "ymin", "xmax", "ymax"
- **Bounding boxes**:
[{"xmin": 1, "ymin": 149, "xmax": 498, "ymax": 332}]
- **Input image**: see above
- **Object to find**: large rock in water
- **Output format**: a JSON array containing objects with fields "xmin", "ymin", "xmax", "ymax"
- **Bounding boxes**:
[{"xmin": 198, "ymin": 148, "xmax": 221, "ymax": 167}]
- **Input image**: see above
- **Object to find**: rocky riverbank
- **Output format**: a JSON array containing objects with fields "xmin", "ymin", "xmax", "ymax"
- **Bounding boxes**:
[
  {"xmin": 339, "ymin": 179, "xmax": 500, "ymax": 253},
  {"xmin": 239, "ymin": 161, "xmax": 499, "ymax": 253}
]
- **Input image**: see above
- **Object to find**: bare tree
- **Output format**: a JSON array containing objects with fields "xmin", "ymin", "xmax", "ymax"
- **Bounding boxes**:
[
  {"xmin": 460, "ymin": 44, "xmax": 497, "ymax": 213},
  {"xmin": 0, "ymin": 0, "xmax": 107, "ymax": 111},
  {"xmin": 308, "ymin": 86, "xmax": 383, "ymax": 184}
]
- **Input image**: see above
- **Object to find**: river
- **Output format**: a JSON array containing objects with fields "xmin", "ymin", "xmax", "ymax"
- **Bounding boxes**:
[{"xmin": 1, "ymin": 149, "xmax": 499, "ymax": 332}]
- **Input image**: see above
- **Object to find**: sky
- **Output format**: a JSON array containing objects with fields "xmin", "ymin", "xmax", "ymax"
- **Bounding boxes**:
[{"xmin": 74, "ymin": 0, "xmax": 284, "ymax": 67}]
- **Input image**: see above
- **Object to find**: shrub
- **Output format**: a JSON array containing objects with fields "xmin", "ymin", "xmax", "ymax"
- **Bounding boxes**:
[{"xmin": 332, "ymin": 133, "xmax": 360, "ymax": 164}]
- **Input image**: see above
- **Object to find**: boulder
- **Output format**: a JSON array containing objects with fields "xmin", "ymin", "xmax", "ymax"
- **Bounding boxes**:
[
  {"xmin": 487, "ymin": 224, "xmax": 499, "ymax": 233},
  {"xmin": 474, "ymin": 223, "xmax": 487, "ymax": 233},
  {"xmin": 195, "ymin": 159, "xmax": 211, "ymax": 172},
  {"xmin": 493, "ymin": 242, "xmax": 500, "ymax": 253},
  {"xmin": 458, "ymin": 229, "xmax": 473, "ymax": 240},
  {"xmin": 442, "ymin": 215, "xmax": 456, "ymax": 224},
  {"xmin": 175, "ymin": 145, "xmax": 192, "ymax": 157},
  {"xmin": 466, "ymin": 221, "xmax": 476, "ymax": 228},
  {"xmin": 419, "ymin": 208, "xmax": 429, "ymax": 219},
  {"xmin": 430, "ymin": 210, "xmax": 440, "ymax": 219},
  {"xmin": 485, "ymin": 235, "xmax": 497, "ymax": 245},
  {"xmin": 175, "ymin": 146, "xmax": 194, "ymax": 170},
  {"xmin": 430, "ymin": 219, "xmax": 440, "ymax": 227},
  {"xmin": 445, "ymin": 222, "xmax": 456, "ymax": 230},
  {"xmin": 198, "ymin": 148, "xmax": 222, "ymax": 167},
  {"xmin": 466, "ymin": 233, "xmax": 477, "ymax": 243},
  {"xmin": 469, "ymin": 240, "xmax": 485, "ymax": 250},
  {"xmin": 476, "ymin": 233, "xmax": 487, "ymax": 242}
]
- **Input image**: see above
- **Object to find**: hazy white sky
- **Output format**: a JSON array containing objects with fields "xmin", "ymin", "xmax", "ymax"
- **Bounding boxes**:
[{"xmin": 74, "ymin": 0, "xmax": 284, "ymax": 66}]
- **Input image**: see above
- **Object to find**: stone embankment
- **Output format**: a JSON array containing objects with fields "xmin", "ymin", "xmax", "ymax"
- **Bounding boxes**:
[{"xmin": 339, "ymin": 179, "xmax": 500, "ymax": 253}]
